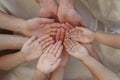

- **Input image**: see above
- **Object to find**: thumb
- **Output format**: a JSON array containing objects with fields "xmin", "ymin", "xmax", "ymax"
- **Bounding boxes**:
[{"xmin": 38, "ymin": 18, "xmax": 54, "ymax": 24}]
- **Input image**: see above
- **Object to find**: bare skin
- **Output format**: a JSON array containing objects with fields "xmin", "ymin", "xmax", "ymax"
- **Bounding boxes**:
[
  {"xmin": 64, "ymin": 39, "xmax": 119, "ymax": 80},
  {"xmin": 0, "ymin": 34, "xmax": 27, "ymax": 50},
  {"xmin": 0, "ymin": 11, "xmax": 54, "ymax": 37},
  {"xmin": 0, "ymin": 34, "xmax": 54, "ymax": 70},
  {"xmin": 49, "ymin": 27, "xmax": 70, "ymax": 80},
  {"xmin": 34, "ymin": 41, "xmax": 63, "ymax": 80},
  {"xmin": 36, "ymin": 0, "xmax": 58, "ymax": 19},
  {"xmin": 68, "ymin": 27, "xmax": 120, "ymax": 49},
  {"xmin": 58, "ymin": 0, "xmax": 87, "ymax": 26}
]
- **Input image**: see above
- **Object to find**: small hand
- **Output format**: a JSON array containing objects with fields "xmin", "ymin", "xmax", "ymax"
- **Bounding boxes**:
[
  {"xmin": 37, "ymin": 41, "xmax": 63, "ymax": 74},
  {"xmin": 20, "ymin": 18, "xmax": 54, "ymax": 37},
  {"xmin": 68, "ymin": 27, "xmax": 95, "ymax": 43},
  {"xmin": 64, "ymin": 38, "xmax": 89, "ymax": 60},
  {"xmin": 21, "ymin": 34, "xmax": 54, "ymax": 62}
]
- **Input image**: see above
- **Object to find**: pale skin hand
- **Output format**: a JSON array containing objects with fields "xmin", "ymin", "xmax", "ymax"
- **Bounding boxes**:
[
  {"xmin": 64, "ymin": 38, "xmax": 89, "ymax": 60},
  {"xmin": 58, "ymin": 0, "xmax": 87, "ymax": 26},
  {"xmin": 37, "ymin": 22, "xmax": 61, "ymax": 38},
  {"xmin": 20, "ymin": 18, "xmax": 55, "ymax": 37},
  {"xmin": 0, "ymin": 12, "xmax": 54, "ymax": 37},
  {"xmin": 68, "ymin": 27, "xmax": 95, "ymax": 43},
  {"xmin": 37, "ymin": 41, "xmax": 63, "ymax": 74},
  {"xmin": 49, "ymin": 26, "xmax": 70, "ymax": 80},
  {"xmin": 36, "ymin": 0, "xmax": 58, "ymax": 19},
  {"xmin": 68, "ymin": 27, "xmax": 120, "ymax": 49},
  {"xmin": 21, "ymin": 34, "xmax": 54, "ymax": 62},
  {"xmin": 67, "ymin": 27, "xmax": 102, "ymax": 62},
  {"xmin": 64, "ymin": 39, "xmax": 119, "ymax": 80}
]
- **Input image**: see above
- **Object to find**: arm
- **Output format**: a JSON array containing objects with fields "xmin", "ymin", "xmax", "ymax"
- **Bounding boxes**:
[
  {"xmin": 64, "ymin": 39, "xmax": 119, "ymax": 80},
  {"xmin": 82, "ymin": 55, "xmax": 119, "ymax": 80},
  {"xmin": 68, "ymin": 27, "xmax": 120, "ymax": 49},
  {"xmin": 34, "ymin": 41, "xmax": 63, "ymax": 80},
  {"xmin": 0, "ymin": 11, "xmax": 25, "ymax": 33},
  {"xmin": 33, "ymin": 70, "xmax": 47, "ymax": 80},
  {"xmin": 0, "ymin": 51, "xmax": 26, "ymax": 71},
  {"xmin": 0, "ymin": 34, "xmax": 54, "ymax": 71},
  {"xmin": 49, "ymin": 67, "xmax": 65, "ymax": 80},
  {"xmin": 0, "ymin": 11, "xmax": 54, "ymax": 37},
  {"xmin": 95, "ymin": 32, "xmax": 120, "ymax": 49},
  {"xmin": 49, "ymin": 29, "xmax": 69, "ymax": 80},
  {"xmin": 0, "ymin": 34, "xmax": 28, "ymax": 50}
]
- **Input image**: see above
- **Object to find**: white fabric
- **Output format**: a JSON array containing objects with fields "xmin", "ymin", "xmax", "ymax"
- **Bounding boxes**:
[{"xmin": 0, "ymin": 0, "xmax": 120, "ymax": 80}]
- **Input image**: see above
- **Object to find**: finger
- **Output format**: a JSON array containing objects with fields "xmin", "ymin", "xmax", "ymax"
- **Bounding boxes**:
[
  {"xmin": 66, "ymin": 39, "xmax": 74, "ymax": 48},
  {"xmin": 40, "ymin": 37, "xmax": 53, "ymax": 46},
  {"xmin": 37, "ymin": 35, "xmax": 50, "ymax": 42},
  {"xmin": 51, "ymin": 23, "xmax": 61, "ymax": 28},
  {"xmin": 64, "ymin": 39, "xmax": 72, "ymax": 50},
  {"xmin": 43, "ymin": 44, "xmax": 54, "ymax": 54},
  {"xmin": 43, "ymin": 40, "xmax": 55, "ymax": 50},
  {"xmin": 66, "ymin": 23, "xmax": 74, "ymax": 29},
  {"xmin": 39, "ymin": 18, "xmax": 54, "ymax": 24},
  {"xmin": 49, "ymin": 41, "xmax": 62, "ymax": 54},
  {"xmin": 79, "ymin": 20, "xmax": 87, "ymax": 28},
  {"xmin": 52, "ymin": 42, "xmax": 62, "ymax": 55},
  {"xmin": 55, "ymin": 30, "xmax": 61, "ymax": 41},
  {"xmin": 56, "ymin": 45, "xmax": 63, "ymax": 58},
  {"xmin": 26, "ymin": 34, "xmax": 37, "ymax": 46},
  {"xmin": 61, "ymin": 24, "xmax": 70, "ymax": 31},
  {"xmin": 67, "ymin": 39, "xmax": 76, "ymax": 46},
  {"xmin": 60, "ymin": 28, "xmax": 65, "ymax": 41}
]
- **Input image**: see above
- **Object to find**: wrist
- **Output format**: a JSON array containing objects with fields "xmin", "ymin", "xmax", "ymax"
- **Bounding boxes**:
[
  {"xmin": 34, "ymin": 69, "xmax": 48, "ymax": 80},
  {"xmin": 36, "ymin": 68, "xmax": 49, "ymax": 76},
  {"xmin": 79, "ymin": 55, "xmax": 91, "ymax": 63},
  {"xmin": 17, "ymin": 51, "xmax": 27, "ymax": 63},
  {"xmin": 94, "ymin": 31, "xmax": 99, "ymax": 42},
  {"xmin": 17, "ymin": 19, "xmax": 27, "ymax": 35}
]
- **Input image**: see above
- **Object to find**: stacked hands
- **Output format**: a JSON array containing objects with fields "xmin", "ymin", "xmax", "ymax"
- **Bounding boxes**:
[
  {"xmin": 19, "ymin": 0, "xmax": 96, "ymax": 77},
  {"xmin": 21, "ymin": 21, "xmax": 96, "ymax": 75}
]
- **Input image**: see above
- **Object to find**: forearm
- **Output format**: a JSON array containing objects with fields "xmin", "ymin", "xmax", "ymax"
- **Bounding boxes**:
[
  {"xmin": 59, "ymin": 0, "xmax": 75, "ymax": 8},
  {"xmin": 0, "ymin": 51, "xmax": 26, "ymax": 71},
  {"xmin": 0, "ymin": 11, "xmax": 25, "ymax": 33},
  {"xmin": 81, "ymin": 55, "xmax": 119, "ymax": 80},
  {"xmin": 95, "ymin": 32, "xmax": 120, "ymax": 49},
  {"xmin": 33, "ymin": 70, "xmax": 47, "ymax": 80},
  {"xmin": 49, "ymin": 67, "xmax": 65, "ymax": 80},
  {"xmin": 0, "ymin": 34, "xmax": 28, "ymax": 50}
]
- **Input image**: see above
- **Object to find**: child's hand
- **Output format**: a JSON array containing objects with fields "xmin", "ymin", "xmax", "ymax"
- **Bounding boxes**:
[
  {"xmin": 21, "ymin": 34, "xmax": 54, "ymax": 62},
  {"xmin": 64, "ymin": 38, "xmax": 89, "ymax": 60},
  {"xmin": 67, "ymin": 27, "xmax": 95, "ymax": 43},
  {"xmin": 37, "ymin": 41, "xmax": 63, "ymax": 74}
]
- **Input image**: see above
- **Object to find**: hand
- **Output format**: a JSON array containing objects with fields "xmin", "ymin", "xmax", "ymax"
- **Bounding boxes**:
[
  {"xmin": 37, "ymin": 41, "xmax": 63, "ymax": 74},
  {"xmin": 20, "ymin": 17, "xmax": 54, "ymax": 37},
  {"xmin": 68, "ymin": 27, "xmax": 95, "ymax": 43},
  {"xmin": 38, "ymin": 22, "xmax": 61, "ymax": 37},
  {"xmin": 64, "ymin": 38, "xmax": 89, "ymax": 60},
  {"xmin": 55, "ymin": 28, "xmax": 65, "ymax": 42},
  {"xmin": 21, "ymin": 34, "xmax": 54, "ymax": 62},
  {"xmin": 36, "ymin": 0, "xmax": 58, "ymax": 19},
  {"xmin": 58, "ymin": 4, "xmax": 87, "ymax": 27}
]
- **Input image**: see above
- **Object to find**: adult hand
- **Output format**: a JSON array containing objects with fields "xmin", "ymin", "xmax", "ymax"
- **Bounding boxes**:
[
  {"xmin": 20, "ymin": 17, "xmax": 54, "ymax": 37},
  {"xmin": 68, "ymin": 27, "xmax": 95, "ymax": 43},
  {"xmin": 37, "ymin": 41, "xmax": 63, "ymax": 74},
  {"xmin": 64, "ymin": 38, "xmax": 89, "ymax": 60},
  {"xmin": 21, "ymin": 34, "xmax": 54, "ymax": 62}
]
